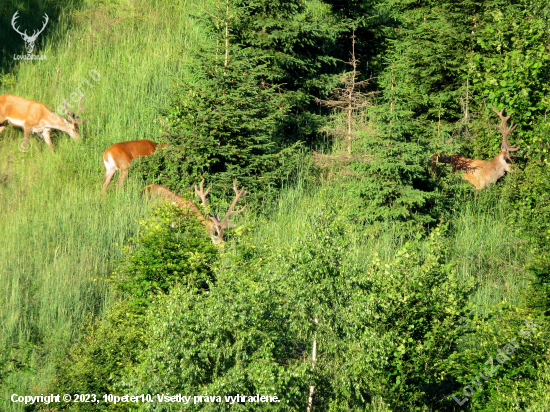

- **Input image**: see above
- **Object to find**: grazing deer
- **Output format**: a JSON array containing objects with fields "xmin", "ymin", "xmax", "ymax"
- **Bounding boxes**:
[
  {"xmin": 102, "ymin": 139, "xmax": 166, "ymax": 195},
  {"xmin": 431, "ymin": 107, "xmax": 519, "ymax": 189},
  {"xmin": 0, "ymin": 94, "xmax": 87, "ymax": 151},
  {"xmin": 142, "ymin": 180, "xmax": 246, "ymax": 244}
]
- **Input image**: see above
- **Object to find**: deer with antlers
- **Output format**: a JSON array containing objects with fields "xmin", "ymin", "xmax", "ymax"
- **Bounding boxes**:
[
  {"xmin": 142, "ymin": 180, "xmax": 246, "ymax": 244},
  {"xmin": 0, "ymin": 94, "xmax": 87, "ymax": 151},
  {"xmin": 431, "ymin": 107, "xmax": 519, "ymax": 190}
]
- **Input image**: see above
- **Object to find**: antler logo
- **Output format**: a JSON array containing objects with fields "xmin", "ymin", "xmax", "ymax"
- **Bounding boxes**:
[{"xmin": 11, "ymin": 11, "xmax": 49, "ymax": 55}]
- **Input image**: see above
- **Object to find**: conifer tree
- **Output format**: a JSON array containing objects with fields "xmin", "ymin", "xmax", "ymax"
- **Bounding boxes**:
[
  {"xmin": 225, "ymin": 0, "xmax": 344, "ymax": 144},
  {"xmin": 135, "ymin": 1, "xmax": 303, "ymax": 204}
]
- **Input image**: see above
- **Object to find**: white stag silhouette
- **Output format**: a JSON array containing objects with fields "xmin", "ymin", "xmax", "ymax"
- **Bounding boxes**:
[{"xmin": 11, "ymin": 11, "xmax": 49, "ymax": 55}]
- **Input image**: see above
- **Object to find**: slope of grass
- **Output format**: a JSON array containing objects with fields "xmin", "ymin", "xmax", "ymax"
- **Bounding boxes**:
[
  {"xmin": 252, "ymin": 177, "xmax": 533, "ymax": 316},
  {"xmin": 0, "ymin": 0, "xmax": 208, "ymax": 407}
]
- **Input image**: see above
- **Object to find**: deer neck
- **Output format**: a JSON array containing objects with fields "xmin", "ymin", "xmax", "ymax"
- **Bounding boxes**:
[{"xmin": 494, "ymin": 152, "xmax": 512, "ymax": 173}]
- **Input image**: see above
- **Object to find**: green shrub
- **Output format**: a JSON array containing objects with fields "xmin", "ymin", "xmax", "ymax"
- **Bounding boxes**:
[
  {"xmin": 121, "ymin": 209, "xmax": 475, "ymax": 410},
  {"xmin": 447, "ymin": 300, "xmax": 548, "ymax": 411},
  {"xmin": 52, "ymin": 301, "xmax": 147, "ymax": 411},
  {"xmin": 500, "ymin": 161, "xmax": 550, "ymax": 309},
  {"xmin": 113, "ymin": 204, "xmax": 218, "ymax": 308}
]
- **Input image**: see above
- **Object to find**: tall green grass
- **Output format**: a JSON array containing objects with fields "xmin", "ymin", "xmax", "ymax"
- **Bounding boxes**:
[
  {"xmin": 252, "ymin": 178, "xmax": 534, "ymax": 318},
  {"xmin": 0, "ymin": 0, "xmax": 208, "ymax": 407},
  {"xmin": 450, "ymin": 196, "xmax": 531, "ymax": 316}
]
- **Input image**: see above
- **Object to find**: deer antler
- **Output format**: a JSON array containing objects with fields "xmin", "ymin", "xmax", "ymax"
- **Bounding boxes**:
[
  {"xmin": 63, "ymin": 99, "xmax": 74, "ymax": 119},
  {"xmin": 194, "ymin": 180, "xmax": 246, "ymax": 228},
  {"xmin": 75, "ymin": 95, "xmax": 88, "ymax": 124},
  {"xmin": 218, "ymin": 181, "xmax": 247, "ymax": 229},
  {"xmin": 194, "ymin": 179, "xmax": 211, "ymax": 209},
  {"xmin": 64, "ymin": 95, "xmax": 88, "ymax": 124},
  {"xmin": 492, "ymin": 106, "xmax": 519, "ymax": 153}
]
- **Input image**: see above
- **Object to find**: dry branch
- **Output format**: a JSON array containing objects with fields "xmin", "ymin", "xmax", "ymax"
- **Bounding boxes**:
[{"xmin": 314, "ymin": 30, "xmax": 378, "ymax": 154}]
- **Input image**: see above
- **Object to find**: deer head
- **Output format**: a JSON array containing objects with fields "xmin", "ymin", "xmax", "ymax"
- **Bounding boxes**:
[
  {"xmin": 11, "ymin": 11, "xmax": 49, "ymax": 55},
  {"xmin": 63, "ymin": 96, "xmax": 88, "ymax": 140},
  {"xmin": 195, "ymin": 180, "xmax": 247, "ymax": 244}
]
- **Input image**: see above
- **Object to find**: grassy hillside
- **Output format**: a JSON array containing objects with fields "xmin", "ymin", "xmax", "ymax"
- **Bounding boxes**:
[{"xmin": 0, "ymin": 0, "xmax": 203, "ymax": 405}]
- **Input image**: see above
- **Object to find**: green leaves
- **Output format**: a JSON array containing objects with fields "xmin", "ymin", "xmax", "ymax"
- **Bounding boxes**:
[
  {"xmin": 469, "ymin": 2, "xmax": 550, "ymax": 157},
  {"xmin": 113, "ymin": 204, "xmax": 218, "ymax": 308}
]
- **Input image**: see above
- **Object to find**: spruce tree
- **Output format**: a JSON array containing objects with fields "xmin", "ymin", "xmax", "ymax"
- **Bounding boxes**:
[
  {"xmin": 225, "ymin": 0, "xmax": 344, "ymax": 144},
  {"xmin": 135, "ymin": 2, "xmax": 304, "ymax": 205}
]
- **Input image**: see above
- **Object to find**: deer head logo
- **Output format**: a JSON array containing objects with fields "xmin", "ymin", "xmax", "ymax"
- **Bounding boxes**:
[{"xmin": 11, "ymin": 11, "xmax": 49, "ymax": 55}]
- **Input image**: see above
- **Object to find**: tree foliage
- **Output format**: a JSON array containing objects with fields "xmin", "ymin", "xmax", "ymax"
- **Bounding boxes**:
[{"xmin": 117, "ymin": 211, "xmax": 474, "ymax": 410}]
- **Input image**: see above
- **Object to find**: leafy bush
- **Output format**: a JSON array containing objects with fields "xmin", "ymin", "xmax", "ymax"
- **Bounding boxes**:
[
  {"xmin": 113, "ymin": 204, "xmax": 218, "ymax": 308},
  {"xmin": 120, "ymin": 208, "xmax": 474, "ymax": 410},
  {"xmin": 52, "ymin": 301, "xmax": 147, "ymax": 411},
  {"xmin": 469, "ymin": 2, "xmax": 550, "ymax": 158},
  {"xmin": 447, "ymin": 300, "xmax": 548, "ymax": 411},
  {"xmin": 498, "ymin": 161, "xmax": 550, "ymax": 311}
]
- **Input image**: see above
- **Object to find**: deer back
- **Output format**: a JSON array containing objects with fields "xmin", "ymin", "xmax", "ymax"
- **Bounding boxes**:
[
  {"xmin": 1, "ymin": 94, "xmax": 53, "ymax": 127},
  {"xmin": 142, "ymin": 184, "xmax": 204, "ymax": 219},
  {"xmin": 433, "ymin": 152, "xmax": 512, "ymax": 190},
  {"xmin": 104, "ymin": 139, "xmax": 159, "ymax": 169},
  {"xmin": 454, "ymin": 152, "xmax": 511, "ymax": 189}
]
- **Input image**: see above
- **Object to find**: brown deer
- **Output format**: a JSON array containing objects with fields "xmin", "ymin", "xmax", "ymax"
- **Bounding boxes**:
[
  {"xmin": 142, "ymin": 180, "xmax": 246, "ymax": 244},
  {"xmin": 432, "ymin": 107, "xmax": 519, "ymax": 189},
  {"xmin": 0, "ymin": 94, "xmax": 87, "ymax": 151},
  {"xmin": 101, "ymin": 139, "xmax": 166, "ymax": 195}
]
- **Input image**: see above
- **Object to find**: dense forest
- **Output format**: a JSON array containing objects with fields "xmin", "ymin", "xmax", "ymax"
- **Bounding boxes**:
[{"xmin": 1, "ymin": 0, "xmax": 549, "ymax": 410}]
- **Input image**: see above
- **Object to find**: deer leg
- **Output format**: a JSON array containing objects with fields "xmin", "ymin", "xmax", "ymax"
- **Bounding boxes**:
[
  {"xmin": 101, "ymin": 161, "xmax": 117, "ymax": 195},
  {"xmin": 0, "ymin": 119, "xmax": 6, "ymax": 134},
  {"xmin": 42, "ymin": 129, "xmax": 54, "ymax": 151},
  {"xmin": 116, "ymin": 167, "xmax": 128, "ymax": 187},
  {"xmin": 21, "ymin": 126, "xmax": 32, "ymax": 150},
  {"xmin": 101, "ymin": 171, "xmax": 116, "ymax": 195}
]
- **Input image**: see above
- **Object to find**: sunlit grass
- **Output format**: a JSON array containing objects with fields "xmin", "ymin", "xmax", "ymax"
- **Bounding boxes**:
[
  {"xmin": 0, "ymin": 0, "xmax": 208, "ymax": 406},
  {"xmin": 251, "ymin": 178, "xmax": 534, "ymax": 319}
]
